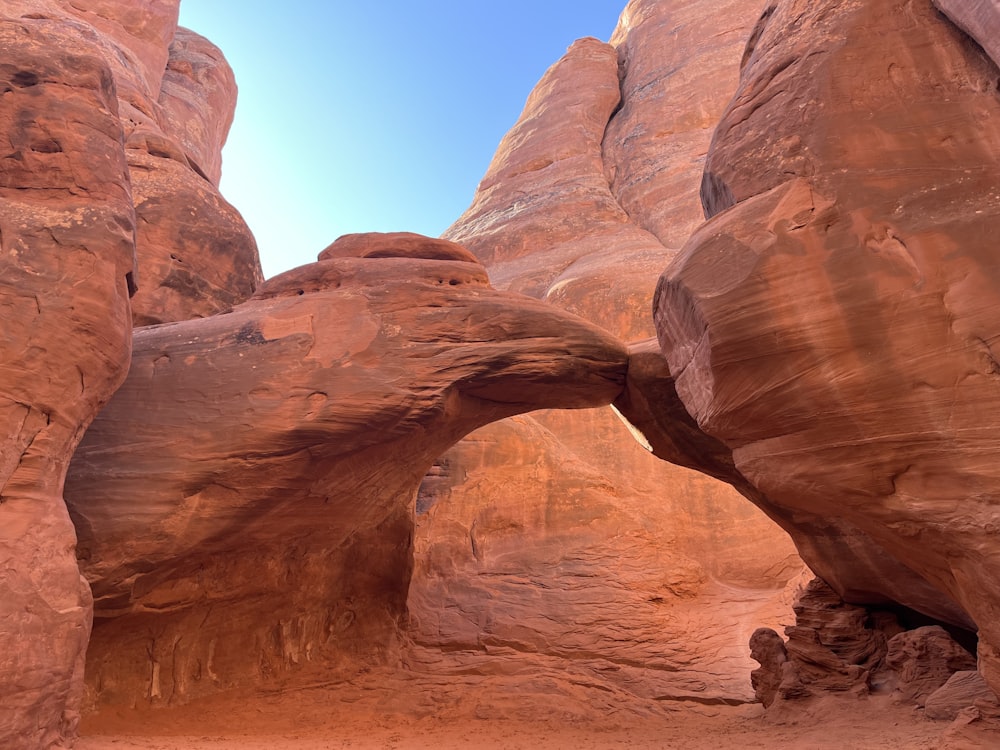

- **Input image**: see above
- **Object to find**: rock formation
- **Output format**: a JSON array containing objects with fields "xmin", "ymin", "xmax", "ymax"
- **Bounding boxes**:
[
  {"xmin": 0, "ymin": 2, "xmax": 257, "ymax": 746},
  {"xmin": 128, "ymin": 25, "xmax": 260, "ymax": 326},
  {"xmin": 887, "ymin": 626, "xmax": 978, "ymax": 707},
  {"xmin": 0, "ymin": 10, "xmax": 137, "ymax": 749},
  {"xmin": 417, "ymin": 0, "xmax": 803, "ymax": 708},
  {"xmin": 11, "ymin": 0, "xmax": 1000, "ymax": 744},
  {"xmin": 648, "ymin": 0, "xmax": 1000, "ymax": 691},
  {"xmin": 65, "ymin": 233, "xmax": 627, "ymax": 705}
]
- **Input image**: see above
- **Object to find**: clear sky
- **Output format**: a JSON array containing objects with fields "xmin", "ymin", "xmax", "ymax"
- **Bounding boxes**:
[{"xmin": 176, "ymin": 1, "xmax": 626, "ymax": 279}]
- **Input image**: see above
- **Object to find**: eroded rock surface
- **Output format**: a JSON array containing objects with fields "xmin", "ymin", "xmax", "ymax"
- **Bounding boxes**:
[
  {"xmin": 926, "ymin": 671, "xmax": 999, "ymax": 722},
  {"xmin": 424, "ymin": 0, "xmax": 802, "ymax": 706},
  {"xmin": 65, "ymin": 234, "xmax": 627, "ymax": 705},
  {"xmin": 887, "ymin": 626, "xmax": 978, "ymax": 707},
  {"xmin": 0, "ymin": 11, "xmax": 136, "ymax": 749},
  {"xmin": 647, "ymin": 0, "xmax": 1000, "ymax": 692},
  {"xmin": 1, "ymin": 2, "xmax": 261, "ymax": 743}
]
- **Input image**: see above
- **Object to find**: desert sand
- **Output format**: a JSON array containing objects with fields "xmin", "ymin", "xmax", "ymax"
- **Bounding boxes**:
[{"xmin": 79, "ymin": 683, "xmax": 946, "ymax": 750}]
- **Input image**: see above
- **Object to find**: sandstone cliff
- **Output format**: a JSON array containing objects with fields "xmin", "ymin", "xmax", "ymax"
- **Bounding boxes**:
[
  {"xmin": 0, "ymin": 2, "xmax": 257, "ymax": 746},
  {"xmin": 648, "ymin": 0, "xmax": 1000, "ymax": 693},
  {"xmin": 421, "ymin": 0, "xmax": 803, "ymax": 707}
]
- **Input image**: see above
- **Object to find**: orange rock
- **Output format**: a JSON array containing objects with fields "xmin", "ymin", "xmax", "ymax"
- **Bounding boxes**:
[
  {"xmin": 421, "ymin": 0, "xmax": 803, "ymax": 707},
  {"xmin": 65, "ymin": 237, "xmax": 627, "ymax": 706},
  {"xmin": 652, "ymin": 0, "xmax": 1000, "ymax": 692},
  {"xmin": 158, "ymin": 28, "xmax": 237, "ymax": 187},
  {"xmin": 0, "ymin": 13, "xmax": 135, "ymax": 749}
]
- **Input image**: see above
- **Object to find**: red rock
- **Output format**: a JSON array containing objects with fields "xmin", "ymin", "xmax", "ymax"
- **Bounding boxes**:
[
  {"xmin": 157, "ymin": 28, "xmax": 237, "ymax": 186},
  {"xmin": 925, "ymin": 671, "xmax": 999, "ymax": 722},
  {"xmin": 604, "ymin": 0, "xmax": 769, "ymax": 249},
  {"xmin": 127, "ymin": 150, "xmax": 260, "ymax": 326},
  {"xmin": 427, "ymin": 0, "xmax": 803, "ymax": 705},
  {"xmin": 749, "ymin": 628, "xmax": 789, "ymax": 707},
  {"xmin": 887, "ymin": 626, "xmax": 977, "ymax": 707},
  {"xmin": 0, "ymin": 13, "xmax": 135, "ymax": 749},
  {"xmin": 65, "ymin": 237, "xmax": 628, "ymax": 705},
  {"xmin": 321, "ymin": 231, "xmax": 480, "ymax": 263},
  {"xmin": 650, "ymin": 0, "xmax": 1000, "ymax": 691},
  {"xmin": 125, "ymin": 20, "xmax": 261, "ymax": 326},
  {"xmin": 933, "ymin": 0, "xmax": 1000, "ymax": 70}
]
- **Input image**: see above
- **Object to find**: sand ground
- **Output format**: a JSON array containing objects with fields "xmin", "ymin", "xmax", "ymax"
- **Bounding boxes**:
[{"xmin": 78, "ymin": 689, "xmax": 955, "ymax": 750}]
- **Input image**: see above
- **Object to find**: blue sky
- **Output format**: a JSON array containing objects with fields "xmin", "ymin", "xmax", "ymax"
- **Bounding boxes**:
[{"xmin": 176, "ymin": 2, "xmax": 625, "ymax": 279}]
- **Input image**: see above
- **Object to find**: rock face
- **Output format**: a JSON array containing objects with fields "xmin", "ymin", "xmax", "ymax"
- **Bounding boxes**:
[
  {"xmin": 127, "ymin": 25, "xmax": 261, "ymax": 326},
  {"xmin": 887, "ymin": 626, "xmax": 978, "ymax": 707},
  {"xmin": 0, "ymin": 10, "xmax": 136, "ymax": 749},
  {"xmin": 422, "ymin": 0, "xmax": 802, "ymax": 707},
  {"xmin": 65, "ymin": 234, "xmax": 628, "ymax": 705},
  {"xmin": 0, "ymin": 2, "xmax": 258, "ymax": 745},
  {"xmin": 650, "ymin": 0, "xmax": 1000, "ymax": 693}
]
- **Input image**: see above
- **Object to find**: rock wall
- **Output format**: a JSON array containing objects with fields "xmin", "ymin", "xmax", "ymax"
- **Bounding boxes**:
[
  {"xmin": 0, "ymin": 1, "xmax": 258, "ymax": 745},
  {"xmin": 417, "ymin": 0, "xmax": 803, "ymax": 707},
  {"xmin": 648, "ymin": 0, "xmax": 1000, "ymax": 694},
  {"xmin": 0, "ymin": 9, "xmax": 136, "ymax": 748}
]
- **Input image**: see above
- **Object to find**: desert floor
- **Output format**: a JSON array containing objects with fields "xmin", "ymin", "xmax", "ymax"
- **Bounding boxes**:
[{"xmin": 78, "ymin": 687, "xmax": 958, "ymax": 750}]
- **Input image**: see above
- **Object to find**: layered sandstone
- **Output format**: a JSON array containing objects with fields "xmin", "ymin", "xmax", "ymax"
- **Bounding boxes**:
[
  {"xmin": 649, "ymin": 0, "xmax": 1000, "ymax": 694},
  {"xmin": 0, "ymin": 12, "xmax": 136, "ymax": 749},
  {"xmin": 424, "ymin": 0, "xmax": 803, "ymax": 706},
  {"xmin": 65, "ymin": 234, "xmax": 627, "ymax": 705},
  {"xmin": 0, "ymin": 2, "xmax": 258, "ymax": 745}
]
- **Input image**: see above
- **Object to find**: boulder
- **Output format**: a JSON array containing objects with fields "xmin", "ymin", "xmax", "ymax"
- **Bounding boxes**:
[
  {"xmin": 925, "ymin": 671, "xmax": 999, "ymax": 722},
  {"xmin": 887, "ymin": 627, "xmax": 977, "ymax": 707},
  {"xmin": 750, "ymin": 627, "xmax": 789, "ymax": 707}
]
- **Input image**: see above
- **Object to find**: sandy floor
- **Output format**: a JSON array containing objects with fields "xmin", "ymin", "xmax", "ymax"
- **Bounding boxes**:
[{"xmin": 78, "ymin": 690, "xmax": 952, "ymax": 750}]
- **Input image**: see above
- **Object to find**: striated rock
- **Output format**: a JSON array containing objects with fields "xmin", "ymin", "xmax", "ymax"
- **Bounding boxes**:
[
  {"xmin": 430, "ymin": 0, "xmax": 803, "ymax": 705},
  {"xmin": 604, "ymin": 0, "xmax": 769, "ymax": 249},
  {"xmin": 408, "ymin": 415, "xmax": 797, "ymax": 707},
  {"xmin": 749, "ymin": 628, "xmax": 789, "ymax": 707},
  {"xmin": 887, "ymin": 626, "xmax": 977, "ymax": 707},
  {"xmin": 933, "ymin": 0, "xmax": 1000, "ymax": 70},
  {"xmin": 782, "ymin": 579, "xmax": 893, "ymax": 697},
  {"xmin": 157, "ymin": 27, "xmax": 237, "ymax": 186},
  {"xmin": 444, "ymin": 35, "xmax": 670, "ymax": 330},
  {"xmin": 925, "ymin": 671, "xmax": 999, "ymax": 722},
  {"xmin": 65, "ymin": 234, "xmax": 628, "ymax": 706},
  {"xmin": 0, "ymin": 11, "xmax": 136, "ymax": 749},
  {"xmin": 649, "ymin": 0, "xmax": 1000, "ymax": 692}
]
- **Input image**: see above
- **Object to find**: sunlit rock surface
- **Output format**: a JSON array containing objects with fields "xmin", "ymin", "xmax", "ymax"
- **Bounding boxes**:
[
  {"xmin": 650, "ymin": 0, "xmax": 1000, "ymax": 694},
  {"xmin": 424, "ymin": 0, "xmax": 803, "ymax": 706},
  {"xmin": 0, "ymin": 9, "xmax": 136, "ymax": 748},
  {"xmin": 66, "ymin": 234, "xmax": 627, "ymax": 705}
]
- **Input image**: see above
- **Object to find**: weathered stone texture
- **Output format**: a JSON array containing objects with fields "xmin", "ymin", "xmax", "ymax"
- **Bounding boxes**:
[
  {"xmin": 652, "ymin": 0, "xmax": 1000, "ymax": 693},
  {"xmin": 0, "ymin": 12, "xmax": 136, "ymax": 748},
  {"xmin": 427, "ymin": 0, "xmax": 803, "ymax": 707},
  {"xmin": 66, "ymin": 235, "xmax": 627, "ymax": 705}
]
